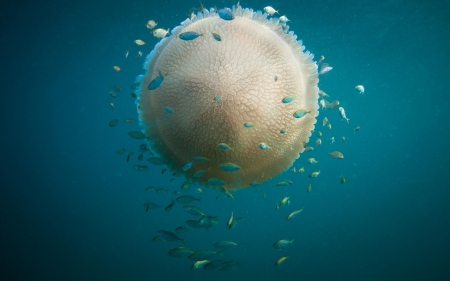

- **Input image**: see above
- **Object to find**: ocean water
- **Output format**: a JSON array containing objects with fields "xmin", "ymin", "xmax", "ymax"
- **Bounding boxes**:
[{"xmin": 1, "ymin": 0, "xmax": 449, "ymax": 280}]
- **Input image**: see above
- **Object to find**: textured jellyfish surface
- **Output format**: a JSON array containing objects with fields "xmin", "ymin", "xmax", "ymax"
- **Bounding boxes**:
[{"xmin": 137, "ymin": 5, "xmax": 319, "ymax": 190}]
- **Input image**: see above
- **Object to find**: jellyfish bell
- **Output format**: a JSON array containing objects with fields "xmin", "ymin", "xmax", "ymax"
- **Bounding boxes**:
[{"xmin": 136, "ymin": 5, "xmax": 319, "ymax": 190}]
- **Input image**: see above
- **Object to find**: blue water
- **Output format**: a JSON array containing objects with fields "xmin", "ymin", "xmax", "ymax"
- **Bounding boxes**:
[{"xmin": 1, "ymin": 0, "xmax": 449, "ymax": 280}]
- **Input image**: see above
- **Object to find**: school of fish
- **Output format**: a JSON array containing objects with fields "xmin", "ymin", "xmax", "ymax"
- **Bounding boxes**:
[{"xmin": 106, "ymin": 3, "xmax": 363, "ymax": 271}]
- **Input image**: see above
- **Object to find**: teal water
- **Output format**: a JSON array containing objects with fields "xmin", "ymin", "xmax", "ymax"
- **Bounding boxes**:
[{"xmin": 1, "ymin": 0, "xmax": 449, "ymax": 280}]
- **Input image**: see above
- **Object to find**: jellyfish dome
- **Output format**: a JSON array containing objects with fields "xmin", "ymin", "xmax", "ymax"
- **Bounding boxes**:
[{"xmin": 137, "ymin": 5, "xmax": 319, "ymax": 190}]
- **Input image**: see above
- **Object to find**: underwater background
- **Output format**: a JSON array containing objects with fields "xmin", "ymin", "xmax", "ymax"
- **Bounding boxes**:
[{"xmin": 1, "ymin": 0, "xmax": 449, "ymax": 280}]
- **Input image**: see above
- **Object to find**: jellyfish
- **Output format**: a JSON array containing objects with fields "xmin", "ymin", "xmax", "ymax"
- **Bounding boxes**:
[{"xmin": 136, "ymin": 5, "xmax": 319, "ymax": 190}]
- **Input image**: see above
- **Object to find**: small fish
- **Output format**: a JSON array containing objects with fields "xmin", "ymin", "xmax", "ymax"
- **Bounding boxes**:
[
  {"xmin": 275, "ymin": 181, "xmax": 288, "ymax": 186},
  {"xmin": 259, "ymin": 142, "xmax": 269, "ymax": 150},
  {"xmin": 180, "ymin": 180, "xmax": 192, "ymax": 191},
  {"xmin": 298, "ymin": 167, "xmax": 305, "ymax": 173},
  {"xmin": 227, "ymin": 215, "xmax": 243, "ymax": 229},
  {"xmin": 199, "ymin": 215, "xmax": 219, "ymax": 229},
  {"xmin": 264, "ymin": 6, "xmax": 279, "ymax": 15},
  {"xmin": 354, "ymin": 126, "xmax": 361, "ymax": 132},
  {"xmin": 320, "ymin": 99, "xmax": 330, "ymax": 110},
  {"xmin": 163, "ymin": 106, "xmax": 173, "ymax": 114},
  {"xmin": 323, "ymin": 117, "xmax": 329, "ymax": 126},
  {"xmin": 137, "ymin": 51, "xmax": 143, "ymax": 57},
  {"xmin": 355, "ymin": 85, "xmax": 365, "ymax": 94},
  {"xmin": 145, "ymin": 186, "xmax": 157, "ymax": 192},
  {"xmin": 307, "ymin": 184, "xmax": 312, "ymax": 193},
  {"xmin": 213, "ymin": 96, "xmax": 221, "ymax": 101},
  {"xmin": 176, "ymin": 195, "xmax": 201, "ymax": 204},
  {"xmin": 338, "ymin": 107, "xmax": 350, "ymax": 123},
  {"xmin": 319, "ymin": 63, "xmax": 333, "ymax": 75},
  {"xmin": 188, "ymin": 250, "xmax": 221, "ymax": 261},
  {"xmin": 328, "ymin": 123, "xmax": 332, "ymax": 130},
  {"xmin": 123, "ymin": 118, "xmax": 135, "ymax": 123},
  {"xmin": 244, "ymin": 122, "xmax": 254, "ymax": 128},
  {"xmin": 318, "ymin": 90, "xmax": 330, "ymax": 98},
  {"xmin": 285, "ymin": 207, "xmax": 304, "ymax": 220},
  {"xmin": 218, "ymin": 143, "xmax": 233, "ymax": 151},
  {"xmin": 340, "ymin": 175, "xmax": 346, "ymax": 184},
  {"xmin": 309, "ymin": 171, "xmax": 320, "ymax": 178},
  {"xmin": 280, "ymin": 196, "xmax": 290, "ymax": 206},
  {"xmin": 146, "ymin": 20, "xmax": 157, "ymax": 29},
  {"xmin": 213, "ymin": 240, "xmax": 240, "ymax": 250},
  {"xmin": 304, "ymin": 146, "xmax": 314, "ymax": 152},
  {"xmin": 175, "ymin": 226, "xmax": 189, "ymax": 234},
  {"xmin": 157, "ymin": 230, "xmax": 185, "ymax": 242},
  {"xmin": 318, "ymin": 55, "xmax": 325, "ymax": 64},
  {"xmin": 273, "ymin": 239, "xmax": 294, "ymax": 249},
  {"xmin": 280, "ymin": 129, "xmax": 287, "ymax": 134},
  {"xmin": 318, "ymin": 131, "xmax": 323, "ymax": 137},
  {"xmin": 161, "ymin": 168, "xmax": 167, "ymax": 174},
  {"xmin": 219, "ymin": 187, "xmax": 235, "ymax": 199},
  {"xmin": 156, "ymin": 188, "xmax": 168, "ymax": 194},
  {"xmin": 113, "ymin": 65, "xmax": 121, "ymax": 71},
  {"xmin": 330, "ymin": 136, "xmax": 335, "ymax": 144},
  {"xmin": 329, "ymin": 100, "xmax": 340, "ymax": 109},
  {"xmin": 117, "ymin": 148, "xmax": 127, "ymax": 155},
  {"xmin": 143, "ymin": 200, "xmax": 160, "ymax": 212},
  {"xmin": 179, "ymin": 31, "xmax": 202, "ymax": 40},
  {"xmin": 282, "ymin": 96, "xmax": 295, "ymax": 103},
  {"xmin": 165, "ymin": 199, "xmax": 175, "ymax": 211},
  {"xmin": 126, "ymin": 151, "xmax": 133, "ymax": 163},
  {"xmin": 148, "ymin": 71, "xmax": 164, "ymax": 90},
  {"xmin": 207, "ymin": 178, "xmax": 226, "ymax": 187},
  {"xmin": 219, "ymin": 163, "xmax": 241, "ymax": 172},
  {"xmin": 308, "ymin": 158, "xmax": 319, "ymax": 164},
  {"xmin": 109, "ymin": 119, "xmax": 119, "ymax": 127},
  {"xmin": 194, "ymin": 156, "xmax": 210, "ymax": 162},
  {"xmin": 183, "ymin": 161, "xmax": 193, "ymax": 171},
  {"xmin": 125, "ymin": 50, "xmax": 129, "ymax": 58},
  {"xmin": 292, "ymin": 167, "xmax": 296, "ymax": 173},
  {"xmin": 212, "ymin": 32, "xmax": 221, "ymax": 41},
  {"xmin": 109, "ymin": 102, "xmax": 115, "ymax": 110},
  {"xmin": 109, "ymin": 91, "xmax": 117, "ymax": 98},
  {"xmin": 196, "ymin": 187, "xmax": 204, "ymax": 194},
  {"xmin": 293, "ymin": 109, "xmax": 310, "ymax": 118},
  {"xmin": 227, "ymin": 212, "xmax": 233, "ymax": 229},
  {"xmin": 342, "ymin": 137, "xmax": 346, "ymax": 143},
  {"xmin": 218, "ymin": 8, "xmax": 234, "ymax": 20},
  {"xmin": 190, "ymin": 260, "xmax": 210, "ymax": 269},
  {"xmin": 168, "ymin": 246, "xmax": 192, "ymax": 258},
  {"xmin": 279, "ymin": 15, "xmax": 289, "ymax": 22},
  {"xmin": 130, "ymin": 92, "xmax": 137, "ymax": 98},
  {"xmin": 183, "ymin": 205, "xmax": 205, "ymax": 216},
  {"xmin": 275, "ymin": 256, "xmax": 289, "ymax": 266},
  {"xmin": 152, "ymin": 28, "xmax": 170, "ymax": 38},
  {"xmin": 134, "ymin": 39, "xmax": 146, "ymax": 46},
  {"xmin": 316, "ymin": 139, "xmax": 322, "ymax": 146},
  {"xmin": 133, "ymin": 165, "xmax": 149, "ymax": 172},
  {"xmin": 329, "ymin": 151, "xmax": 344, "ymax": 159},
  {"xmin": 128, "ymin": 131, "xmax": 147, "ymax": 140}
]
